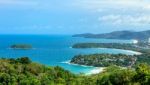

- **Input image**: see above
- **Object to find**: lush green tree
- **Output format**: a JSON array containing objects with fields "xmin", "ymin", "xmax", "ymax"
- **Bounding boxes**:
[
  {"xmin": 134, "ymin": 63, "xmax": 150, "ymax": 84},
  {"xmin": 17, "ymin": 57, "xmax": 31, "ymax": 64},
  {"xmin": 96, "ymin": 73, "xmax": 112, "ymax": 85},
  {"xmin": 0, "ymin": 73, "xmax": 10, "ymax": 85},
  {"xmin": 109, "ymin": 69, "xmax": 135, "ymax": 85},
  {"xmin": 0, "ymin": 57, "xmax": 150, "ymax": 85}
]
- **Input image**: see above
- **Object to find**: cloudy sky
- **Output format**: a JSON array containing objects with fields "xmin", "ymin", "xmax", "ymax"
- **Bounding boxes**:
[{"xmin": 0, "ymin": 0, "xmax": 150, "ymax": 34}]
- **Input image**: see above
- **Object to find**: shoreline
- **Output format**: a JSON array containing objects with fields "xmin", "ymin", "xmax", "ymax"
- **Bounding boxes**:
[
  {"xmin": 97, "ymin": 48, "xmax": 142, "ymax": 55},
  {"xmin": 71, "ymin": 46, "xmax": 142, "ymax": 55},
  {"xmin": 61, "ymin": 60, "xmax": 105, "ymax": 75},
  {"xmin": 86, "ymin": 67, "xmax": 105, "ymax": 75},
  {"xmin": 61, "ymin": 60, "xmax": 94, "ymax": 68},
  {"xmin": 121, "ymin": 49, "xmax": 142, "ymax": 55},
  {"xmin": 64, "ymin": 47, "xmax": 142, "ymax": 75}
]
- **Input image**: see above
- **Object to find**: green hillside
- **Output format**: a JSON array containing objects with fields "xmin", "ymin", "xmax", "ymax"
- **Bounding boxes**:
[{"xmin": 0, "ymin": 57, "xmax": 150, "ymax": 85}]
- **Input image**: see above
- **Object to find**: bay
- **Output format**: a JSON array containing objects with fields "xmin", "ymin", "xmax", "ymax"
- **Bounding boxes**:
[{"xmin": 0, "ymin": 35, "xmax": 137, "ymax": 74}]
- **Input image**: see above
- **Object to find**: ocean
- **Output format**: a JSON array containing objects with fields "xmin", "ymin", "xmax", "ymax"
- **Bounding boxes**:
[{"xmin": 0, "ymin": 35, "xmax": 138, "ymax": 74}]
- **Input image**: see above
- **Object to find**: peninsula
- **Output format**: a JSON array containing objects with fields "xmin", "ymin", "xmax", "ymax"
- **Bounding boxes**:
[
  {"xmin": 73, "ymin": 30, "xmax": 150, "ymax": 40},
  {"xmin": 71, "ymin": 43, "xmax": 150, "ymax": 67}
]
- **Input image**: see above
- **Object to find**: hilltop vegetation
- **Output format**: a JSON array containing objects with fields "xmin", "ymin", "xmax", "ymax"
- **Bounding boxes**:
[
  {"xmin": 94, "ymin": 64, "xmax": 150, "ymax": 85},
  {"xmin": 0, "ymin": 57, "xmax": 77, "ymax": 85},
  {"xmin": 0, "ymin": 57, "xmax": 150, "ymax": 85}
]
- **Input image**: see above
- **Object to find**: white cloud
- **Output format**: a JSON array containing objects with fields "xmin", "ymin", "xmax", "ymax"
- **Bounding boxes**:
[
  {"xmin": 99, "ymin": 15, "xmax": 150, "ymax": 25},
  {"xmin": 1, "ymin": 0, "xmax": 150, "ymax": 26},
  {"xmin": 72, "ymin": 0, "xmax": 150, "ymax": 12},
  {"xmin": 1, "ymin": 0, "xmax": 150, "ymax": 12},
  {"xmin": 70, "ymin": 0, "xmax": 150, "ymax": 26}
]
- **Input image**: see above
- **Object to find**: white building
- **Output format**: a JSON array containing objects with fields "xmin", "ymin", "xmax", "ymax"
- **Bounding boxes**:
[
  {"xmin": 148, "ymin": 38, "xmax": 150, "ymax": 43},
  {"xmin": 132, "ymin": 39, "xmax": 138, "ymax": 44}
]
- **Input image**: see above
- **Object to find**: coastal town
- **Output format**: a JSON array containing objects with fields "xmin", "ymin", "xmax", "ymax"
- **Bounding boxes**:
[
  {"xmin": 71, "ymin": 37, "xmax": 150, "ymax": 68},
  {"xmin": 132, "ymin": 38, "xmax": 150, "ymax": 49}
]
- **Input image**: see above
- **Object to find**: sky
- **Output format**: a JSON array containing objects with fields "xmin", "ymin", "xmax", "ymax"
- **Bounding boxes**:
[{"xmin": 0, "ymin": 0, "xmax": 150, "ymax": 34}]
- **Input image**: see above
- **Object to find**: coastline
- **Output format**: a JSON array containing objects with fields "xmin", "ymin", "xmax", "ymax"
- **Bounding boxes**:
[
  {"xmin": 86, "ymin": 67, "xmax": 105, "ymax": 75},
  {"xmin": 71, "ymin": 46, "xmax": 142, "ymax": 55},
  {"xmin": 121, "ymin": 49, "xmax": 142, "ymax": 55},
  {"xmin": 61, "ymin": 60, "xmax": 105, "ymax": 75},
  {"xmin": 61, "ymin": 60, "xmax": 94, "ymax": 68},
  {"xmin": 97, "ymin": 48, "xmax": 142, "ymax": 55},
  {"xmin": 64, "ymin": 47, "xmax": 142, "ymax": 75}
]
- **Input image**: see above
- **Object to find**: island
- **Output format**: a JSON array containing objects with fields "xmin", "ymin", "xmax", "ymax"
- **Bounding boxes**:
[{"xmin": 10, "ymin": 44, "xmax": 32, "ymax": 49}]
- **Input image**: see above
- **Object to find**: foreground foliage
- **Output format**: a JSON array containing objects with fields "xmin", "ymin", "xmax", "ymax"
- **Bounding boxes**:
[
  {"xmin": 0, "ymin": 57, "xmax": 77, "ymax": 85},
  {"xmin": 0, "ymin": 57, "xmax": 150, "ymax": 85}
]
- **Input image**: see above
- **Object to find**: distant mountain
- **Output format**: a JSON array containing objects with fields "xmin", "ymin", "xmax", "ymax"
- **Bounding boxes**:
[{"xmin": 73, "ymin": 30, "xmax": 150, "ymax": 40}]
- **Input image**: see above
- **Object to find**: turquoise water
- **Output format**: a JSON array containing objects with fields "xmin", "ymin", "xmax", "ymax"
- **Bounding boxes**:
[{"xmin": 0, "ymin": 35, "xmax": 136, "ymax": 74}]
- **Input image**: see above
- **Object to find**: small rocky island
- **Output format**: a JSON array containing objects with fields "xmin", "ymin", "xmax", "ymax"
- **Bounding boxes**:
[{"xmin": 10, "ymin": 44, "xmax": 32, "ymax": 49}]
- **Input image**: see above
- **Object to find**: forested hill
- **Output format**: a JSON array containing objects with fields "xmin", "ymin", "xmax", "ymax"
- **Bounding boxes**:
[
  {"xmin": 0, "ymin": 57, "xmax": 150, "ymax": 85},
  {"xmin": 0, "ymin": 57, "xmax": 78, "ymax": 85},
  {"xmin": 73, "ymin": 30, "xmax": 150, "ymax": 40}
]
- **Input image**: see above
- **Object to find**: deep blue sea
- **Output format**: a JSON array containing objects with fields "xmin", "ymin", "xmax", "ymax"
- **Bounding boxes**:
[{"xmin": 0, "ymin": 35, "xmax": 138, "ymax": 74}]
